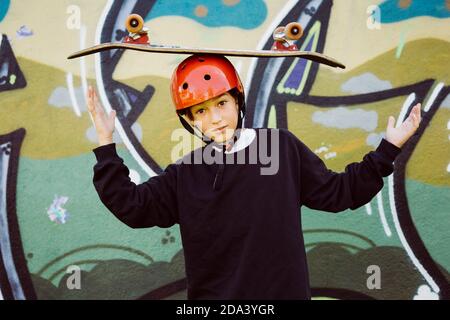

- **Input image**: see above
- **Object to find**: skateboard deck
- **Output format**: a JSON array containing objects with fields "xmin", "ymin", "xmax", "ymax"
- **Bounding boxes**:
[{"xmin": 67, "ymin": 43, "xmax": 346, "ymax": 69}]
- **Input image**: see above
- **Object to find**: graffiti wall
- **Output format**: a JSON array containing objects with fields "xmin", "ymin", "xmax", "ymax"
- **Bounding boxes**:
[{"xmin": 0, "ymin": 0, "xmax": 448, "ymax": 300}]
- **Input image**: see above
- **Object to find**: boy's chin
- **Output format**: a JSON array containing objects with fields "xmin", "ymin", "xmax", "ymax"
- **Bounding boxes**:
[
  {"xmin": 212, "ymin": 137, "xmax": 227, "ymax": 144},
  {"xmin": 210, "ymin": 129, "xmax": 235, "ymax": 144}
]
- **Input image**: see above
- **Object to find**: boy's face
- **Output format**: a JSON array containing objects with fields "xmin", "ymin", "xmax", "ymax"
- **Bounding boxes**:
[{"xmin": 187, "ymin": 92, "xmax": 239, "ymax": 144}]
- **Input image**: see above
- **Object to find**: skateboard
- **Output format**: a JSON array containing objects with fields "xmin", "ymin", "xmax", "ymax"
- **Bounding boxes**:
[{"xmin": 67, "ymin": 14, "xmax": 345, "ymax": 69}]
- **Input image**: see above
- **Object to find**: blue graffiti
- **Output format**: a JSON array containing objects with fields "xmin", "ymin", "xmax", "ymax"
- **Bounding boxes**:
[
  {"xmin": 0, "ymin": 0, "xmax": 10, "ymax": 23},
  {"xmin": 145, "ymin": 0, "xmax": 267, "ymax": 29},
  {"xmin": 379, "ymin": 0, "xmax": 450, "ymax": 23}
]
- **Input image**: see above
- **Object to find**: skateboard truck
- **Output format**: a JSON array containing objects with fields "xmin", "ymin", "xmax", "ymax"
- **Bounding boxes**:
[
  {"xmin": 124, "ymin": 13, "xmax": 150, "ymax": 44},
  {"xmin": 271, "ymin": 22, "xmax": 303, "ymax": 51}
]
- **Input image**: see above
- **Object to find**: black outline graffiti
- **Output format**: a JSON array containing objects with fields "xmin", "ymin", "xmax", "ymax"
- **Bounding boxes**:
[
  {"xmin": 0, "ymin": 128, "xmax": 37, "ymax": 300},
  {"xmin": 0, "ymin": 34, "xmax": 27, "ymax": 92},
  {"xmin": 394, "ymin": 86, "xmax": 450, "ymax": 299}
]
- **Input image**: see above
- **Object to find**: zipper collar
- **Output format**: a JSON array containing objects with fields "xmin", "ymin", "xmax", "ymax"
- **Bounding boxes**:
[{"xmin": 212, "ymin": 128, "xmax": 256, "ymax": 154}]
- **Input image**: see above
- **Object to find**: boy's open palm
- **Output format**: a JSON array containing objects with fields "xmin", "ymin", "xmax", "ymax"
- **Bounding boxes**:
[
  {"xmin": 87, "ymin": 86, "xmax": 116, "ymax": 145},
  {"xmin": 386, "ymin": 103, "xmax": 421, "ymax": 149}
]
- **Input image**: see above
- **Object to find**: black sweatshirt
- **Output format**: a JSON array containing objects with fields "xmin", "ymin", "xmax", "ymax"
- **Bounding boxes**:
[{"xmin": 92, "ymin": 128, "xmax": 401, "ymax": 300}]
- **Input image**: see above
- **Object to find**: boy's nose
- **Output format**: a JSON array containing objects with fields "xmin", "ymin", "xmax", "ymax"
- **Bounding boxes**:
[{"xmin": 211, "ymin": 107, "xmax": 222, "ymax": 123}]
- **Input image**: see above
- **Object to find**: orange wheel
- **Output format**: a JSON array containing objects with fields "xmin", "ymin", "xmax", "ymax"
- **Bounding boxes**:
[
  {"xmin": 125, "ymin": 14, "xmax": 144, "ymax": 34},
  {"xmin": 285, "ymin": 22, "xmax": 303, "ymax": 40}
]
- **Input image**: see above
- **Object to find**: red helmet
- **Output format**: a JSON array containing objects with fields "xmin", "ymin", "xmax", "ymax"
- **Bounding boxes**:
[{"xmin": 170, "ymin": 54, "xmax": 244, "ymax": 111}]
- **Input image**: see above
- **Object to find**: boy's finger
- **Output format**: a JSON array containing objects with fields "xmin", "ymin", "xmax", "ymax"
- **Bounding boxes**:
[
  {"xmin": 411, "ymin": 105, "xmax": 420, "ymax": 121},
  {"xmin": 388, "ymin": 116, "xmax": 395, "ymax": 128},
  {"xmin": 87, "ymin": 96, "xmax": 95, "ymax": 113},
  {"xmin": 93, "ymin": 90, "xmax": 101, "ymax": 106},
  {"xmin": 414, "ymin": 114, "xmax": 420, "ymax": 127},
  {"xmin": 88, "ymin": 100, "xmax": 97, "ymax": 115}
]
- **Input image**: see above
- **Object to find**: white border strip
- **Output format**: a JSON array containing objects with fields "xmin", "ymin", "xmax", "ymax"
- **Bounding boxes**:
[
  {"xmin": 396, "ymin": 93, "xmax": 416, "ymax": 127},
  {"xmin": 79, "ymin": 25, "xmax": 89, "ymax": 111},
  {"xmin": 388, "ymin": 174, "xmax": 440, "ymax": 294},
  {"xmin": 424, "ymin": 82, "xmax": 444, "ymax": 112},
  {"xmin": 66, "ymin": 73, "xmax": 81, "ymax": 117},
  {"xmin": 376, "ymin": 191, "xmax": 392, "ymax": 237},
  {"xmin": 389, "ymin": 93, "xmax": 440, "ymax": 294},
  {"xmin": 364, "ymin": 202, "xmax": 372, "ymax": 216}
]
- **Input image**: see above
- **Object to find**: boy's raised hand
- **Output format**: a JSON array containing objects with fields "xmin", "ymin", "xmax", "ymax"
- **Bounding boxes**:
[
  {"xmin": 87, "ymin": 86, "xmax": 117, "ymax": 146},
  {"xmin": 386, "ymin": 103, "xmax": 422, "ymax": 149}
]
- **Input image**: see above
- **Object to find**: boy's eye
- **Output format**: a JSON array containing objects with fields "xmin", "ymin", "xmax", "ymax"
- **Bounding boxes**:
[
  {"xmin": 218, "ymin": 100, "xmax": 226, "ymax": 106},
  {"xmin": 196, "ymin": 109, "xmax": 205, "ymax": 114}
]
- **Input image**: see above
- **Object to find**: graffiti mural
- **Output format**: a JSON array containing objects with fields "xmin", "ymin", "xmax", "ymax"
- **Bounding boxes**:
[{"xmin": 0, "ymin": 0, "xmax": 448, "ymax": 300}]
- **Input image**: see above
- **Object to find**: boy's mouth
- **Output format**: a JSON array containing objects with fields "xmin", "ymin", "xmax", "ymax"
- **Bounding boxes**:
[{"xmin": 214, "ymin": 125, "xmax": 228, "ymax": 133}]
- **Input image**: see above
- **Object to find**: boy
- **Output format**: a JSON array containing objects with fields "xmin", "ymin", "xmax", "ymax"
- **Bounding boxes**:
[{"xmin": 88, "ymin": 54, "xmax": 421, "ymax": 299}]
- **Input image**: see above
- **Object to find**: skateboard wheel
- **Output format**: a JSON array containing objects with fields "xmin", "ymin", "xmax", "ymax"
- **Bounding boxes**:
[
  {"xmin": 126, "ymin": 14, "xmax": 144, "ymax": 34},
  {"xmin": 285, "ymin": 22, "xmax": 303, "ymax": 40}
]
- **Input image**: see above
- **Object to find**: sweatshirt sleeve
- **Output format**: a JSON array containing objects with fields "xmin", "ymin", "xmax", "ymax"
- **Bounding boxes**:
[
  {"xmin": 92, "ymin": 143, "xmax": 179, "ymax": 228},
  {"xmin": 286, "ymin": 131, "xmax": 402, "ymax": 213}
]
